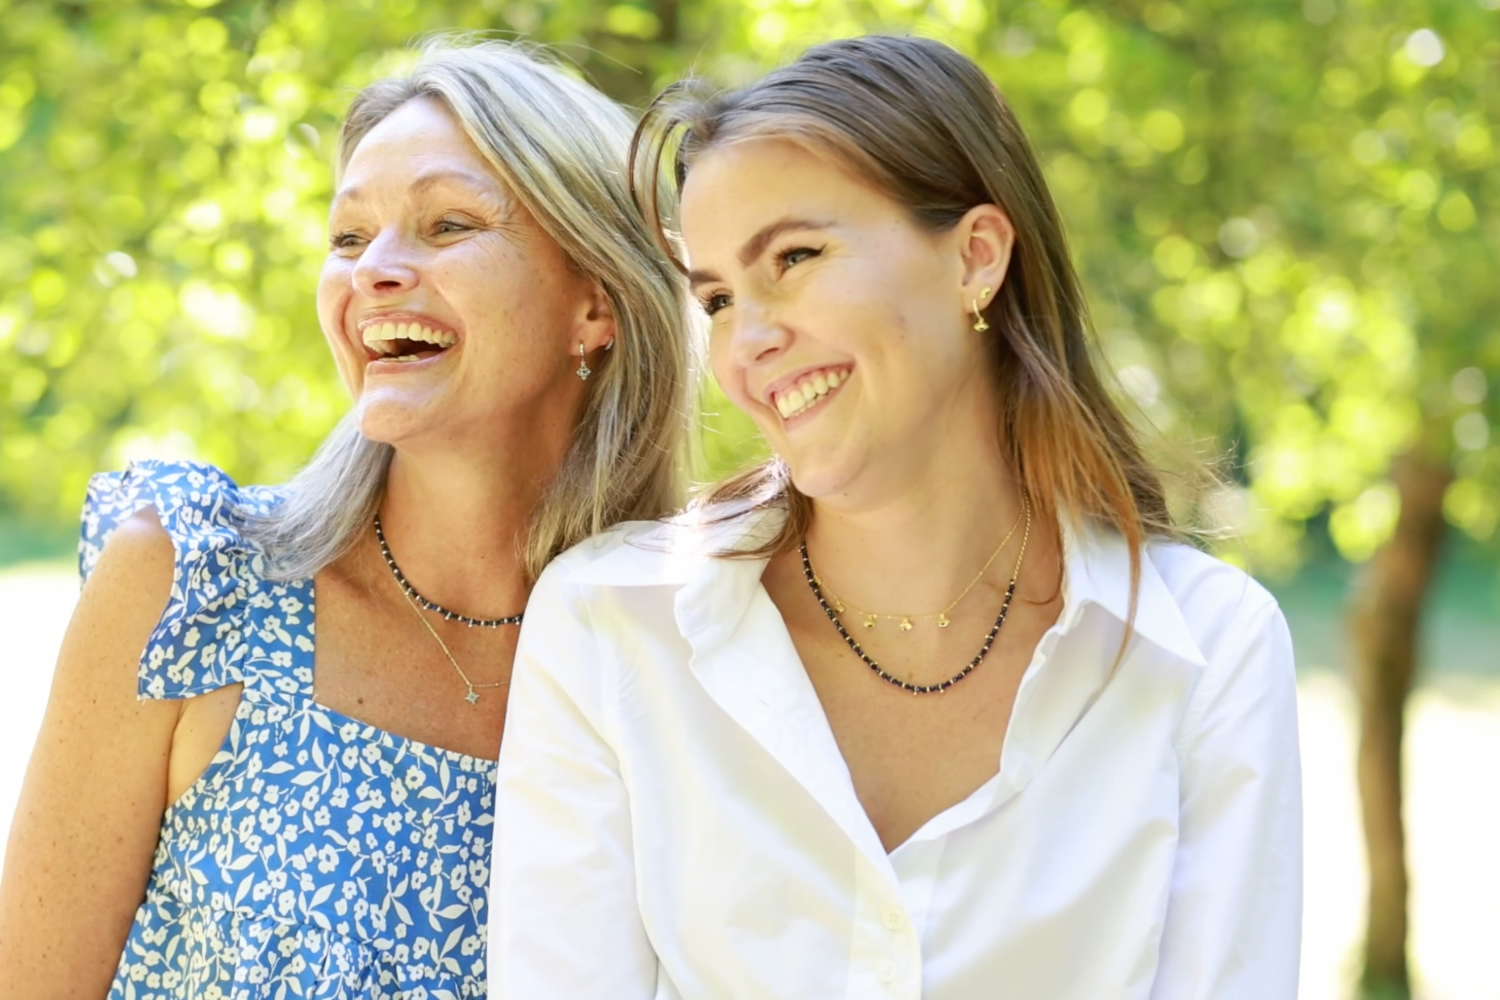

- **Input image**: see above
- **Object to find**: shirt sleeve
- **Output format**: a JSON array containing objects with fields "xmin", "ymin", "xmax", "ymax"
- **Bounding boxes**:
[
  {"xmin": 1151, "ymin": 599, "xmax": 1303, "ymax": 1000},
  {"xmin": 487, "ymin": 563, "xmax": 659, "ymax": 999}
]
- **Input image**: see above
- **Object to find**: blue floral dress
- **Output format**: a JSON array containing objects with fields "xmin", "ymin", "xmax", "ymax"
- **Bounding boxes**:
[{"xmin": 80, "ymin": 460, "xmax": 496, "ymax": 1000}]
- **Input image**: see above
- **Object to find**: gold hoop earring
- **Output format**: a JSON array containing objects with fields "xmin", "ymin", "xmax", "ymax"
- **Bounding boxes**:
[
  {"xmin": 972, "ymin": 287, "xmax": 991, "ymax": 332},
  {"xmin": 576, "ymin": 341, "xmax": 591, "ymax": 381}
]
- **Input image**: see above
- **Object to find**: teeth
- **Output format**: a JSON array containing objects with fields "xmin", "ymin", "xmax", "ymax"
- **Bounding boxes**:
[
  {"xmin": 773, "ymin": 369, "xmax": 849, "ymax": 420},
  {"xmin": 361, "ymin": 322, "xmax": 458, "ymax": 357}
]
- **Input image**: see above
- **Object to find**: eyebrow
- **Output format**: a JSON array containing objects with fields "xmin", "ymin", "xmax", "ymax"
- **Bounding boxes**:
[
  {"xmin": 687, "ymin": 217, "xmax": 834, "ymax": 289},
  {"xmin": 332, "ymin": 168, "xmax": 502, "ymax": 209}
]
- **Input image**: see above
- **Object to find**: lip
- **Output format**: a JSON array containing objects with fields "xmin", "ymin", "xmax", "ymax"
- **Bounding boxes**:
[{"xmin": 355, "ymin": 310, "xmax": 461, "ymax": 365}]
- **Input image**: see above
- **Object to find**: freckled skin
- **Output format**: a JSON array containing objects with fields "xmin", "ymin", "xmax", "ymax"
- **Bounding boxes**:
[{"xmin": 317, "ymin": 96, "xmax": 594, "ymax": 456}]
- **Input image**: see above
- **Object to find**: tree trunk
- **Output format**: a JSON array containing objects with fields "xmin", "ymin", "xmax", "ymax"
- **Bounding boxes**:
[{"xmin": 1348, "ymin": 450, "xmax": 1453, "ymax": 999}]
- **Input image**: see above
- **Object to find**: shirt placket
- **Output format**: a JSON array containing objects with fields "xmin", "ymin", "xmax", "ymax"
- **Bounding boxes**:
[{"xmin": 847, "ymin": 853, "xmax": 924, "ymax": 1000}]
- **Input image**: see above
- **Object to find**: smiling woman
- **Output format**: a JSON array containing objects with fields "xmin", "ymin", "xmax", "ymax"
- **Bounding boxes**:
[
  {"xmin": 0, "ymin": 40, "xmax": 689, "ymax": 1000},
  {"xmin": 489, "ymin": 35, "xmax": 1300, "ymax": 1000}
]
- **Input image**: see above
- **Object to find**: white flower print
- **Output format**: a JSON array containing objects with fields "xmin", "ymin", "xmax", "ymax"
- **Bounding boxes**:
[{"xmin": 81, "ymin": 462, "xmax": 496, "ymax": 1000}]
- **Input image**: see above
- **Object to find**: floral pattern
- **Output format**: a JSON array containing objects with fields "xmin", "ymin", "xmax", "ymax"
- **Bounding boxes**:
[{"xmin": 82, "ymin": 461, "xmax": 496, "ymax": 1000}]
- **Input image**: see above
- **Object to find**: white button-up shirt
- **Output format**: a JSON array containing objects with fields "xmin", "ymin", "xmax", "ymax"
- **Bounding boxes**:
[{"xmin": 489, "ymin": 511, "xmax": 1302, "ymax": 999}]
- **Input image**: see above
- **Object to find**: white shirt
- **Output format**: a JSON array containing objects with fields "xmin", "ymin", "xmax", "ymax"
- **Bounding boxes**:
[{"xmin": 489, "ymin": 510, "xmax": 1302, "ymax": 1000}]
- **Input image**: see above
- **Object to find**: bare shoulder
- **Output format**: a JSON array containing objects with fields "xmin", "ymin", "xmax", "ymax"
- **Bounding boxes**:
[{"xmin": 78, "ymin": 509, "xmax": 176, "ymax": 632}]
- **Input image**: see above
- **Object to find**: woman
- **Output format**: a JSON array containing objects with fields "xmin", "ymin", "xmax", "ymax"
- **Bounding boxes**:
[
  {"xmin": 490, "ymin": 35, "xmax": 1300, "ymax": 999},
  {"xmin": 0, "ymin": 41, "xmax": 688, "ymax": 1000}
]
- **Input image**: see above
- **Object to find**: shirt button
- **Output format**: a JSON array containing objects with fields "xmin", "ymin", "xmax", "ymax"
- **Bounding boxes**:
[
  {"xmin": 876, "ymin": 958, "xmax": 897, "ymax": 983},
  {"xmin": 883, "ymin": 907, "xmax": 906, "ymax": 930}
]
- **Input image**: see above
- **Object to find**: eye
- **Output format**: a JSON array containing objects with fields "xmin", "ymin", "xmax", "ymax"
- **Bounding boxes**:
[
  {"xmin": 330, "ymin": 231, "xmax": 365, "ymax": 252},
  {"xmin": 699, "ymin": 291, "xmax": 732, "ymax": 317},
  {"xmin": 434, "ymin": 217, "xmax": 472, "ymax": 236},
  {"xmin": 775, "ymin": 246, "xmax": 822, "ymax": 272}
]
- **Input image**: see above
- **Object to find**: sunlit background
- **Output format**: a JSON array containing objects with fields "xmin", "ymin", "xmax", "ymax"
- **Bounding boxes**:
[{"xmin": 1, "ymin": 1, "xmax": 1498, "ymax": 997}]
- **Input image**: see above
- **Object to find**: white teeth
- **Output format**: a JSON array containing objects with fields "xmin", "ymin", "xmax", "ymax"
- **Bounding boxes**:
[
  {"xmin": 361, "ymin": 321, "xmax": 457, "ymax": 357},
  {"xmin": 772, "ymin": 369, "xmax": 849, "ymax": 420}
]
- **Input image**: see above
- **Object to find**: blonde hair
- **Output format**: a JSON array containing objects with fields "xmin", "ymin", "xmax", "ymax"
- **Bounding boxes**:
[
  {"xmin": 634, "ymin": 36, "xmax": 1189, "ymax": 615},
  {"xmin": 247, "ymin": 39, "xmax": 691, "ymax": 581}
]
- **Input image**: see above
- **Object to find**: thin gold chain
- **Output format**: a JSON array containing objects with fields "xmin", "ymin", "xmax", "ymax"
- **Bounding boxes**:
[
  {"xmin": 814, "ymin": 499, "xmax": 1026, "ymax": 632},
  {"xmin": 392, "ymin": 571, "xmax": 508, "ymax": 706},
  {"xmin": 802, "ymin": 494, "xmax": 1033, "ymax": 695}
]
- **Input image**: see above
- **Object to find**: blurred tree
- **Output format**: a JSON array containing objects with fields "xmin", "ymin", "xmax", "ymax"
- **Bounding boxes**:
[{"xmin": 1, "ymin": 1, "xmax": 1497, "ymax": 994}]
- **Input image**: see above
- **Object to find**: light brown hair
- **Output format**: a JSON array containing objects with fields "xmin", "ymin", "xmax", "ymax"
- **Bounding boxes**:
[{"xmin": 632, "ymin": 34, "xmax": 1184, "ymax": 604}]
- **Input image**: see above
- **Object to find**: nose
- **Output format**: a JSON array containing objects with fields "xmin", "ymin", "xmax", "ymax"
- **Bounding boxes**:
[
  {"xmin": 728, "ymin": 299, "xmax": 791, "ymax": 368},
  {"xmin": 351, "ymin": 230, "xmax": 420, "ymax": 298}
]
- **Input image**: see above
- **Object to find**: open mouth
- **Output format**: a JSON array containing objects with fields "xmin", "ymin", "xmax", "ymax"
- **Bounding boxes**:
[
  {"xmin": 362, "ymin": 322, "xmax": 457, "ymax": 364},
  {"xmin": 771, "ymin": 366, "xmax": 852, "ymax": 421}
]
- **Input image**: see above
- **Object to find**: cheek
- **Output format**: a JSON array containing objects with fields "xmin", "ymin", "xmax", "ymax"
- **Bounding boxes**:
[
  {"xmin": 708, "ymin": 326, "xmax": 753, "ymax": 409},
  {"xmin": 316, "ymin": 259, "xmax": 360, "ymax": 389}
]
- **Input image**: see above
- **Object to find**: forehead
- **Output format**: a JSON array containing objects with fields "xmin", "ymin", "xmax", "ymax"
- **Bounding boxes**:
[
  {"xmin": 337, "ymin": 96, "xmax": 500, "ymax": 194},
  {"xmin": 678, "ymin": 138, "xmax": 888, "ymax": 252}
]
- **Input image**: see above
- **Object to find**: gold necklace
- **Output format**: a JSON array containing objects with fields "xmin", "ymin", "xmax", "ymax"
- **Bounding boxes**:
[
  {"xmin": 812, "ymin": 500, "xmax": 1026, "ymax": 633},
  {"xmin": 802, "ymin": 495, "xmax": 1033, "ymax": 695},
  {"xmin": 392, "ymin": 570, "xmax": 509, "ymax": 706}
]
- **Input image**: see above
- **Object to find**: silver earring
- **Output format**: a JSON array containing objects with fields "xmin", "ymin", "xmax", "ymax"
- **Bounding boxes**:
[{"xmin": 576, "ymin": 341, "xmax": 591, "ymax": 381}]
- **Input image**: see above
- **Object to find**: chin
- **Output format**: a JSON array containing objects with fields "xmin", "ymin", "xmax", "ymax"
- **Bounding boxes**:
[
  {"xmin": 354, "ymin": 393, "xmax": 439, "ymax": 448},
  {"xmin": 783, "ymin": 453, "xmax": 860, "ymax": 501}
]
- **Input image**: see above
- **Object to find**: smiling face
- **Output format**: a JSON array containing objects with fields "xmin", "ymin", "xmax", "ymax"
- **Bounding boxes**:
[
  {"xmin": 681, "ymin": 138, "xmax": 1011, "ymax": 506},
  {"xmin": 317, "ymin": 96, "xmax": 606, "ymax": 452}
]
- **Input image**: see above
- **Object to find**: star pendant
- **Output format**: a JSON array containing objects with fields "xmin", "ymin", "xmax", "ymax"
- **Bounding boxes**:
[{"xmin": 464, "ymin": 689, "xmax": 480, "ymax": 706}]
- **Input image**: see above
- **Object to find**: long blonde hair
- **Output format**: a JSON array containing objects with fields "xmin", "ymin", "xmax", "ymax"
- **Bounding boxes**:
[
  {"xmin": 633, "ymin": 35, "xmax": 1185, "ymax": 607},
  {"xmin": 247, "ymin": 39, "xmax": 691, "ymax": 581}
]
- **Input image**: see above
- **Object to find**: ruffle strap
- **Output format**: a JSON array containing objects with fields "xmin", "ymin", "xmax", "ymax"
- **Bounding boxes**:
[{"xmin": 79, "ymin": 460, "xmax": 279, "ymax": 699}]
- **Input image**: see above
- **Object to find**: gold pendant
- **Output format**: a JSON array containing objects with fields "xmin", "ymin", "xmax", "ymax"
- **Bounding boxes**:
[
  {"xmin": 464, "ymin": 689, "xmax": 480, "ymax": 705},
  {"xmin": 834, "ymin": 598, "xmax": 845, "ymax": 613},
  {"xmin": 899, "ymin": 617, "xmax": 913, "ymax": 631},
  {"xmin": 937, "ymin": 613, "xmax": 950, "ymax": 628},
  {"xmin": 863, "ymin": 613, "xmax": 877, "ymax": 629}
]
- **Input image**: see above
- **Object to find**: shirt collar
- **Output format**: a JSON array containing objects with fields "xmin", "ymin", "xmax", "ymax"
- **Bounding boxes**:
[
  {"xmin": 1059, "ymin": 520, "xmax": 1207, "ymax": 667},
  {"xmin": 570, "ymin": 505, "xmax": 1207, "ymax": 668}
]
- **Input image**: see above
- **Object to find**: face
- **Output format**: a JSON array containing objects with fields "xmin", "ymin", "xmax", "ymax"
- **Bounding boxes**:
[
  {"xmin": 680, "ymin": 138, "xmax": 1009, "ymax": 504},
  {"xmin": 318, "ymin": 96, "xmax": 607, "ymax": 452}
]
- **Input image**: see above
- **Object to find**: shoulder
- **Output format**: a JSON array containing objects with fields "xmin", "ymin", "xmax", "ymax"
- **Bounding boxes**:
[
  {"xmin": 80, "ymin": 460, "xmax": 279, "ymax": 583},
  {"xmin": 1142, "ymin": 539, "xmax": 1295, "ymax": 743},
  {"xmin": 538, "ymin": 502, "xmax": 778, "ymax": 594},
  {"xmin": 79, "ymin": 460, "xmax": 286, "ymax": 699},
  {"xmin": 1145, "ymin": 538, "xmax": 1279, "ymax": 639}
]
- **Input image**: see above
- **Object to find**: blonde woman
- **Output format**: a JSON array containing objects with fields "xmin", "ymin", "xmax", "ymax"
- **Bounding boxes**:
[
  {"xmin": 491, "ymin": 36, "xmax": 1300, "ymax": 999},
  {"xmin": 0, "ymin": 41, "xmax": 688, "ymax": 1000}
]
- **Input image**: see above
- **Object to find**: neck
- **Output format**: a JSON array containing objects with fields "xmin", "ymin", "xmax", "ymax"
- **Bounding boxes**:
[
  {"xmin": 803, "ymin": 398, "xmax": 1048, "ymax": 614},
  {"xmin": 369, "ymin": 444, "xmax": 547, "ymax": 617}
]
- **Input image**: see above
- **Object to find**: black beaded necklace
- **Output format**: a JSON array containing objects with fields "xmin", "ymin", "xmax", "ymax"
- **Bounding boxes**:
[
  {"xmin": 799, "ymin": 498, "xmax": 1031, "ymax": 696},
  {"xmin": 374, "ymin": 514, "xmax": 523, "ymax": 629}
]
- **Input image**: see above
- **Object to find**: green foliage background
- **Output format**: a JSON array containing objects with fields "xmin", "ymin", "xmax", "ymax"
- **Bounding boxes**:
[{"xmin": 1, "ymin": 0, "xmax": 1498, "ymax": 576}]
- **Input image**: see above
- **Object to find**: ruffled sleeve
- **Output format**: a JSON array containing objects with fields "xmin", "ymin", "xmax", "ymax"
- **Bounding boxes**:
[{"xmin": 79, "ymin": 460, "xmax": 281, "ymax": 700}]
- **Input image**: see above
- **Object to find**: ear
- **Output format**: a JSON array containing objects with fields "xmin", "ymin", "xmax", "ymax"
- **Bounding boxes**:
[
  {"xmin": 577, "ymin": 278, "xmax": 618, "ymax": 353},
  {"xmin": 956, "ymin": 203, "xmax": 1015, "ymax": 311}
]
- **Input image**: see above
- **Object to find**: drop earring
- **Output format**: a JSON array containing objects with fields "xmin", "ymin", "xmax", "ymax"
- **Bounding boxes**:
[
  {"xmin": 971, "ymin": 287, "xmax": 991, "ymax": 332},
  {"xmin": 576, "ymin": 341, "xmax": 591, "ymax": 381}
]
